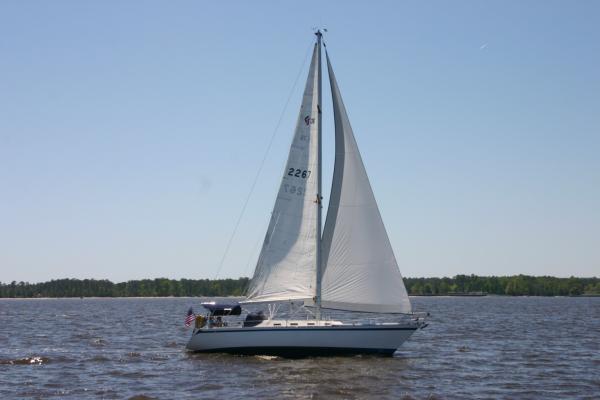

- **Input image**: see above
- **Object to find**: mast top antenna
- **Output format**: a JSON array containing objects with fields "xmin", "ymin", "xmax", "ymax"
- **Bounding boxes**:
[{"xmin": 314, "ymin": 28, "xmax": 327, "ymax": 38}]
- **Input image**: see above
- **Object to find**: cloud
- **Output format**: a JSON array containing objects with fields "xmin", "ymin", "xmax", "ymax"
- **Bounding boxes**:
[{"xmin": 479, "ymin": 43, "xmax": 489, "ymax": 50}]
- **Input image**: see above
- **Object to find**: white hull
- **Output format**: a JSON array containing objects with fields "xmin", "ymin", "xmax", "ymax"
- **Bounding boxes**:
[{"xmin": 186, "ymin": 322, "xmax": 418, "ymax": 356}]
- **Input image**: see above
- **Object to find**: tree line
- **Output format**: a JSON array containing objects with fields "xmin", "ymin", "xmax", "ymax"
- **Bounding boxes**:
[
  {"xmin": 0, "ymin": 275, "xmax": 598, "ymax": 298},
  {"xmin": 0, "ymin": 278, "xmax": 250, "ymax": 298},
  {"xmin": 403, "ymin": 275, "xmax": 600, "ymax": 296}
]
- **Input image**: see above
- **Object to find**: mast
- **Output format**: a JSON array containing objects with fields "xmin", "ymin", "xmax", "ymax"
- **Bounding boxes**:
[{"xmin": 315, "ymin": 30, "xmax": 323, "ymax": 320}]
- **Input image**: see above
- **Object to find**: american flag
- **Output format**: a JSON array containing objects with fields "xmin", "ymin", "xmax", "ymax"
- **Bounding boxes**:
[{"xmin": 185, "ymin": 307, "xmax": 195, "ymax": 327}]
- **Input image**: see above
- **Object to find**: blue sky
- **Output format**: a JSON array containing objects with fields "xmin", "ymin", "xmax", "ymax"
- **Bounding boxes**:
[{"xmin": 1, "ymin": 1, "xmax": 598, "ymax": 282}]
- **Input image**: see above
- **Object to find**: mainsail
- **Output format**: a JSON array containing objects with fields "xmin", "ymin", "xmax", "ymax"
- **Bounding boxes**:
[
  {"xmin": 244, "ymin": 41, "xmax": 322, "ymax": 303},
  {"xmin": 319, "ymin": 51, "xmax": 412, "ymax": 314}
]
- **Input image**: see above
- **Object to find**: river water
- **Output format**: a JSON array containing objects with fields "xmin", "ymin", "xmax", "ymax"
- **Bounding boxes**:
[{"xmin": 1, "ymin": 296, "xmax": 598, "ymax": 399}]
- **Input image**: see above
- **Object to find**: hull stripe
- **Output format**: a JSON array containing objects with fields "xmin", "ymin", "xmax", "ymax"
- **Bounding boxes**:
[
  {"xmin": 194, "ymin": 326, "xmax": 417, "ymax": 335},
  {"xmin": 190, "ymin": 346, "xmax": 397, "ymax": 356}
]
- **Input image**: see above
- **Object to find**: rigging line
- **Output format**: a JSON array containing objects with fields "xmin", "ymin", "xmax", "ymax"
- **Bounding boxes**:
[{"xmin": 213, "ymin": 39, "xmax": 315, "ymax": 280}]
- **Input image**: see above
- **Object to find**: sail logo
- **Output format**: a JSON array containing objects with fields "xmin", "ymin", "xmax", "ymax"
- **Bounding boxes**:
[{"xmin": 304, "ymin": 115, "xmax": 315, "ymax": 126}]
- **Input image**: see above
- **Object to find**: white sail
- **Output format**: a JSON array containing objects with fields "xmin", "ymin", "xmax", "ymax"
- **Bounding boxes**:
[
  {"xmin": 319, "ymin": 52, "xmax": 412, "ymax": 314},
  {"xmin": 244, "ymin": 42, "xmax": 322, "ymax": 303}
]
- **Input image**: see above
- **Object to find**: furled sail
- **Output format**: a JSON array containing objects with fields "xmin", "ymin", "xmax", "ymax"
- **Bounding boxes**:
[
  {"xmin": 319, "ymin": 51, "xmax": 412, "ymax": 314},
  {"xmin": 244, "ymin": 42, "xmax": 322, "ymax": 303}
]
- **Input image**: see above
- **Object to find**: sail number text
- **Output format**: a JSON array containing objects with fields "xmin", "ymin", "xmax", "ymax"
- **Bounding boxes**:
[
  {"xmin": 287, "ymin": 168, "xmax": 311, "ymax": 179},
  {"xmin": 283, "ymin": 184, "xmax": 304, "ymax": 196}
]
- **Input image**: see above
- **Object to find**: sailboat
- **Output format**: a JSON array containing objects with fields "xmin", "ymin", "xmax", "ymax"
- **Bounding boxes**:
[{"xmin": 186, "ymin": 31, "xmax": 427, "ymax": 356}]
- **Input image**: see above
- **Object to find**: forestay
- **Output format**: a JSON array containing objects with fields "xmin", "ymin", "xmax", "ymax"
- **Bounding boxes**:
[
  {"xmin": 318, "ymin": 51, "xmax": 412, "ymax": 314},
  {"xmin": 244, "ymin": 42, "xmax": 321, "ymax": 304}
]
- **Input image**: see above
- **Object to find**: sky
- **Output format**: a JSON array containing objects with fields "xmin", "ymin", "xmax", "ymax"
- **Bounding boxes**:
[{"xmin": 1, "ymin": 1, "xmax": 599, "ymax": 283}]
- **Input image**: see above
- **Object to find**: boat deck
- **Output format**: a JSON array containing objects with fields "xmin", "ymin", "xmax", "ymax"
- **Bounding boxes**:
[{"xmin": 199, "ymin": 318, "xmax": 422, "ymax": 331}]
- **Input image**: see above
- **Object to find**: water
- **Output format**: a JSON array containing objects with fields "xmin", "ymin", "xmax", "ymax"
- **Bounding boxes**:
[{"xmin": 1, "ymin": 297, "xmax": 598, "ymax": 399}]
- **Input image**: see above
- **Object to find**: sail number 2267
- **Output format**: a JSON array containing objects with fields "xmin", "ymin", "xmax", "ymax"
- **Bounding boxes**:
[{"xmin": 287, "ymin": 168, "xmax": 311, "ymax": 179}]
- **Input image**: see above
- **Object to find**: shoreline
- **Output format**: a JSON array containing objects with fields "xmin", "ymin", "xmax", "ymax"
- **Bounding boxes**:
[
  {"xmin": 1, "ymin": 294, "xmax": 599, "ymax": 300},
  {"xmin": 3, "ymin": 276, "xmax": 598, "ymax": 298}
]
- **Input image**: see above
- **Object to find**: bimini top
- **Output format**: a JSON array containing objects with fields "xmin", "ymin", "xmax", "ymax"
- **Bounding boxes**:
[{"xmin": 201, "ymin": 302, "xmax": 242, "ymax": 316}]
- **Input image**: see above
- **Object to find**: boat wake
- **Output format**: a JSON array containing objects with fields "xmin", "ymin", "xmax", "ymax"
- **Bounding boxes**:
[{"xmin": 0, "ymin": 356, "xmax": 49, "ymax": 365}]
